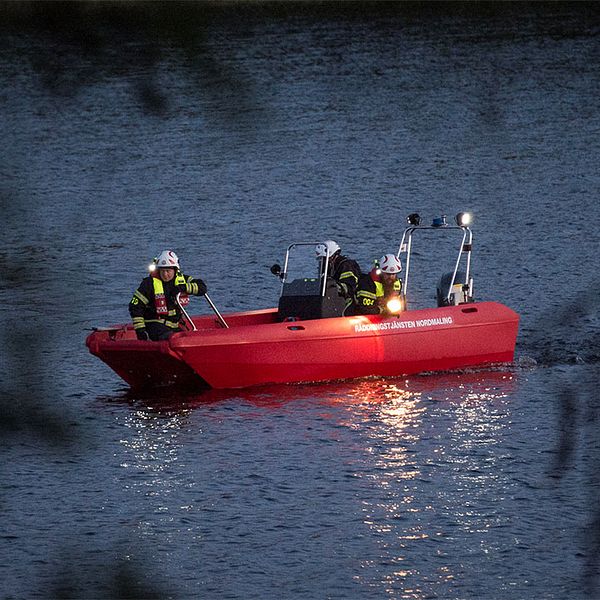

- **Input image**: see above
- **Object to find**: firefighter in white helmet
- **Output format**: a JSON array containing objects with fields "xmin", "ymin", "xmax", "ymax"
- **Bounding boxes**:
[
  {"xmin": 315, "ymin": 240, "xmax": 361, "ymax": 311},
  {"xmin": 129, "ymin": 250, "xmax": 207, "ymax": 341},
  {"xmin": 345, "ymin": 253, "xmax": 404, "ymax": 316}
]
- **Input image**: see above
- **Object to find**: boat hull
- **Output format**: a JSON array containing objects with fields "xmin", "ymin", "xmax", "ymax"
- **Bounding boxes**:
[{"xmin": 86, "ymin": 302, "xmax": 519, "ymax": 390}]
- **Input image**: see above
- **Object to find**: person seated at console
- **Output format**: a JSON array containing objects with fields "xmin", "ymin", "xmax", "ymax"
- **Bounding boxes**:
[{"xmin": 345, "ymin": 253, "xmax": 403, "ymax": 317}]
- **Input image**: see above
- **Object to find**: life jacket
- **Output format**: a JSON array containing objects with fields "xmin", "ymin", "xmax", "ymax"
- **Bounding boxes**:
[
  {"xmin": 151, "ymin": 272, "xmax": 189, "ymax": 316},
  {"xmin": 374, "ymin": 278, "xmax": 402, "ymax": 298},
  {"xmin": 174, "ymin": 272, "xmax": 190, "ymax": 306},
  {"xmin": 369, "ymin": 268, "xmax": 401, "ymax": 297},
  {"xmin": 152, "ymin": 276, "xmax": 168, "ymax": 315}
]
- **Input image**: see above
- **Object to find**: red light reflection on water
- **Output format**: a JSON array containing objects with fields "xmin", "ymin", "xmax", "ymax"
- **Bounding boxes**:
[
  {"xmin": 111, "ymin": 368, "xmax": 516, "ymax": 413},
  {"xmin": 107, "ymin": 370, "xmax": 517, "ymax": 599},
  {"xmin": 341, "ymin": 371, "xmax": 516, "ymax": 598}
]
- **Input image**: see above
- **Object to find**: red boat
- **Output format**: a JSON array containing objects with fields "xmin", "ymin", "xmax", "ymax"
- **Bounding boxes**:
[{"xmin": 86, "ymin": 213, "xmax": 519, "ymax": 390}]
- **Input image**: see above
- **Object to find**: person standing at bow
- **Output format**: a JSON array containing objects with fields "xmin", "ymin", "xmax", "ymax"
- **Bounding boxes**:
[
  {"xmin": 129, "ymin": 250, "xmax": 207, "ymax": 341},
  {"xmin": 345, "ymin": 254, "xmax": 403, "ymax": 316}
]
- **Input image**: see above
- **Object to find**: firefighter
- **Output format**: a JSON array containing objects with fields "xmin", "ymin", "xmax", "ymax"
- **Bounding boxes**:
[
  {"xmin": 129, "ymin": 250, "xmax": 207, "ymax": 341},
  {"xmin": 345, "ymin": 253, "xmax": 404, "ymax": 316},
  {"xmin": 315, "ymin": 240, "xmax": 361, "ymax": 310}
]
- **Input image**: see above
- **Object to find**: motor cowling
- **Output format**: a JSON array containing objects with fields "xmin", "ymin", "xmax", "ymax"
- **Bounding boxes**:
[{"xmin": 436, "ymin": 271, "xmax": 472, "ymax": 307}]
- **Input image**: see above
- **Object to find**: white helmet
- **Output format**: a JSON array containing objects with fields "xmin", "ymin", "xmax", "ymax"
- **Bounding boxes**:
[
  {"xmin": 379, "ymin": 254, "xmax": 402, "ymax": 274},
  {"xmin": 155, "ymin": 250, "xmax": 180, "ymax": 269},
  {"xmin": 315, "ymin": 240, "xmax": 340, "ymax": 258}
]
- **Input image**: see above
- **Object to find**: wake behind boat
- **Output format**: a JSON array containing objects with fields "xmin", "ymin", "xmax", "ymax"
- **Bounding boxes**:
[{"xmin": 86, "ymin": 212, "xmax": 519, "ymax": 390}]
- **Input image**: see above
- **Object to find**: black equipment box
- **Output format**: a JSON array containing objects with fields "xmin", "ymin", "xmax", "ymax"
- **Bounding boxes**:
[{"xmin": 278, "ymin": 278, "xmax": 346, "ymax": 321}]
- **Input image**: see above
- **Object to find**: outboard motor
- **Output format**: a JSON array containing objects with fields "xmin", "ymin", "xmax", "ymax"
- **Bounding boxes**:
[{"xmin": 436, "ymin": 271, "xmax": 472, "ymax": 307}]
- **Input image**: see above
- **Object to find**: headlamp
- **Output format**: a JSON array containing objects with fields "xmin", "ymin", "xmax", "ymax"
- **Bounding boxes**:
[
  {"xmin": 432, "ymin": 215, "xmax": 447, "ymax": 227},
  {"xmin": 372, "ymin": 259, "xmax": 381, "ymax": 276}
]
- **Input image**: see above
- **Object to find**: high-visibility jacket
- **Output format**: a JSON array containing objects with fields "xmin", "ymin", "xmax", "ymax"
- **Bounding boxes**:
[
  {"xmin": 345, "ymin": 272, "xmax": 402, "ymax": 316},
  {"xmin": 129, "ymin": 272, "xmax": 207, "ymax": 333}
]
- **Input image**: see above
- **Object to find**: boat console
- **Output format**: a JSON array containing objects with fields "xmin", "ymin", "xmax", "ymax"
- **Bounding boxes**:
[
  {"xmin": 278, "ymin": 277, "xmax": 345, "ymax": 321},
  {"xmin": 271, "ymin": 242, "xmax": 346, "ymax": 321}
]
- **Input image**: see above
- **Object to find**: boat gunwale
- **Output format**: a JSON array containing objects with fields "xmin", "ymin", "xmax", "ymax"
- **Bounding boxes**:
[{"xmin": 169, "ymin": 301, "xmax": 519, "ymax": 349}]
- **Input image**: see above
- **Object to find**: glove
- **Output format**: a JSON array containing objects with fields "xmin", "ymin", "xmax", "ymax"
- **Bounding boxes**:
[
  {"xmin": 336, "ymin": 282, "xmax": 348, "ymax": 297},
  {"xmin": 136, "ymin": 329, "xmax": 150, "ymax": 341}
]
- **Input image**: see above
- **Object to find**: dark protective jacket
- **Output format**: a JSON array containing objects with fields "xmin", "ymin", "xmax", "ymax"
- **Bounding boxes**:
[
  {"xmin": 129, "ymin": 271, "xmax": 207, "ymax": 334},
  {"xmin": 326, "ymin": 253, "xmax": 362, "ymax": 299},
  {"xmin": 345, "ymin": 271, "xmax": 402, "ymax": 316}
]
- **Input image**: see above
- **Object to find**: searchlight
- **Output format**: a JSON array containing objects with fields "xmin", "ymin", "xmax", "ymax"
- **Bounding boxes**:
[
  {"xmin": 455, "ymin": 212, "xmax": 472, "ymax": 227},
  {"xmin": 386, "ymin": 297, "xmax": 404, "ymax": 314}
]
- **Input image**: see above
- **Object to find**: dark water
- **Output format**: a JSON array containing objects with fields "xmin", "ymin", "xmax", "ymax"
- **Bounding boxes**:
[{"xmin": 1, "ymin": 3, "xmax": 599, "ymax": 598}]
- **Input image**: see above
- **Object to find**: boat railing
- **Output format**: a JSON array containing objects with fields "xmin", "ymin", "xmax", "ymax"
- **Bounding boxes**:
[
  {"xmin": 280, "ymin": 241, "xmax": 333, "ymax": 297},
  {"xmin": 397, "ymin": 213, "xmax": 474, "ymax": 306}
]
